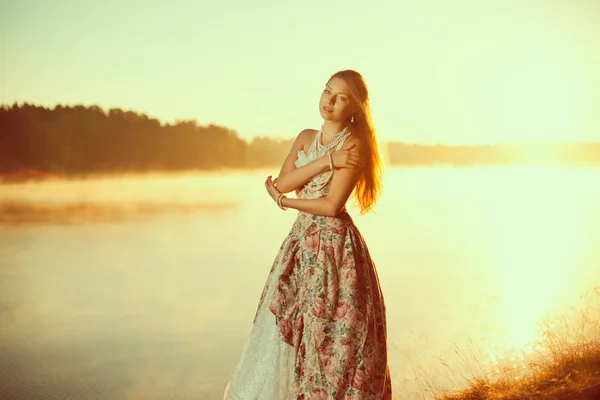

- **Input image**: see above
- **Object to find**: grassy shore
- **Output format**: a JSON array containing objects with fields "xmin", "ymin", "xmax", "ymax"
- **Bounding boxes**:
[{"xmin": 429, "ymin": 288, "xmax": 600, "ymax": 400}]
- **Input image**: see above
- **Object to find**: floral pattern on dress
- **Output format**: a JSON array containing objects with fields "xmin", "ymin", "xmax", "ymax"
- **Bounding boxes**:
[{"xmin": 253, "ymin": 132, "xmax": 393, "ymax": 399}]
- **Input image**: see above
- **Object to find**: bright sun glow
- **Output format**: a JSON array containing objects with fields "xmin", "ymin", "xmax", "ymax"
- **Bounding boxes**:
[{"xmin": 482, "ymin": 168, "xmax": 589, "ymax": 363}]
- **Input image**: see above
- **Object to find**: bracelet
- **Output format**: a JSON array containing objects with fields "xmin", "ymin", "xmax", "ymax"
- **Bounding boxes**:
[
  {"xmin": 328, "ymin": 153, "xmax": 333, "ymax": 171},
  {"xmin": 278, "ymin": 194, "xmax": 287, "ymax": 210},
  {"xmin": 276, "ymin": 193, "xmax": 287, "ymax": 210}
]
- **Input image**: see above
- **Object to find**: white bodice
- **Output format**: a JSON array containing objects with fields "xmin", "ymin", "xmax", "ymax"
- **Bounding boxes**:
[{"xmin": 294, "ymin": 128, "xmax": 350, "ymax": 200}]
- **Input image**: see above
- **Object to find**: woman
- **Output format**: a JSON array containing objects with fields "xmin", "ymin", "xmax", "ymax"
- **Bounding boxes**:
[{"xmin": 224, "ymin": 70, "xmax": 392, "ymax": 399}]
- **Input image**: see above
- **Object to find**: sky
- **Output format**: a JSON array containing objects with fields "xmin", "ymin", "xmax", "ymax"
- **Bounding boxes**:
[{"xmin": 1, "ymin": 0, "xmax": 599, "ymax": 145}]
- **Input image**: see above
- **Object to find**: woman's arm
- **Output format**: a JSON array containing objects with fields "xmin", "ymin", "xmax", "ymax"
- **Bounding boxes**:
[
  {"xmin": 275, "ymin": 130, "xmax": 361, "ymax": 194},
  {"xmin": 275, "ymin": 137, "xmax": 364, "ymax": 217},
  {"xmin": 274, "ymin": 129, "xmax": 330, "ymax": 194}
]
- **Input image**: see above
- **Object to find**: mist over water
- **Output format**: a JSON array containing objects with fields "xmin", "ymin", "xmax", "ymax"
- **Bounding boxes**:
[{"xmin": 1, "ymin": 166, "xmax": 599, "ymax": 399}]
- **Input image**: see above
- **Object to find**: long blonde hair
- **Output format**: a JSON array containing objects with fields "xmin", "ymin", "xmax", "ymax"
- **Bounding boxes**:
[{"xmin": 329, "ymin": 70, "xmax": 383, "ymax": 214}]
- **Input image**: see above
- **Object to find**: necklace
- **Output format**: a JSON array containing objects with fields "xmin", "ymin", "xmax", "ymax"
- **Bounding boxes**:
[
  {"xmin": 316, "ymin": 126, "xmax": 351, "ymax": 154},
  {"xmin": 322, "ymin": 125, "xmax": 348, "ymax": 138}
]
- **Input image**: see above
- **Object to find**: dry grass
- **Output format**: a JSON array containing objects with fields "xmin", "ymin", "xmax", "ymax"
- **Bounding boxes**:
[
  {"xmin": 429, "ymin": 287, "xmax": 600, "ymax": 400},
  {"xmin": 0, "ymin": 200, "xmax": 237, "ymax": 225}
]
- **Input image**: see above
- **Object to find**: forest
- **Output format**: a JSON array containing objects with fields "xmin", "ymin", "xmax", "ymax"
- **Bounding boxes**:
[{"xmin": 1, "ymin": 103, "xmax": 598, "ymax": 177}]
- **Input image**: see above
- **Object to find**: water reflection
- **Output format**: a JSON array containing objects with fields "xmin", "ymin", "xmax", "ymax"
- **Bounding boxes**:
[{"xmin": 0, "ymin": 166, "xmax": 598, "ymax": 399}]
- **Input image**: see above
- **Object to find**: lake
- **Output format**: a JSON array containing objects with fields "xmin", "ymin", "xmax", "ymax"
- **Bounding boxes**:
[{"xmin": 0, "ymin": 166, "xmax": 599, "ymax": 400}]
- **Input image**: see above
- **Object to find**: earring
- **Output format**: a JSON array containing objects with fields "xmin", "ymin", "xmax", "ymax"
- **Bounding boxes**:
[{"xmin": 350, "ymin": 115, "xmax": 355, "ymax": 123}]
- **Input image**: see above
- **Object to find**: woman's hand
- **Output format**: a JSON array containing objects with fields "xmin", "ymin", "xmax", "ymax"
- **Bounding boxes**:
[
  {"xmin": 331, "ymin": 143, "xmax": 361, "ymax": 169},
  {"xmin": 264, "ymin": 175, "xmax": 280, "ymax": 201}
]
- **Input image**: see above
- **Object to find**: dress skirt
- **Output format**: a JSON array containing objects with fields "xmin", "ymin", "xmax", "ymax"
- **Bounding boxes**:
[{"xmin": 224, "ymin": 210, "xmax": 392, "ymax": 400}]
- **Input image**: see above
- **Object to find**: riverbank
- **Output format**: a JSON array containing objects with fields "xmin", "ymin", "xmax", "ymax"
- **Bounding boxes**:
[{"xmin": 433, "ymin": 288, "xmax": 600, "ymax": 400}]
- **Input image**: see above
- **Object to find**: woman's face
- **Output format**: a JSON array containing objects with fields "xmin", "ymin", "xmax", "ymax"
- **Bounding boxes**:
[{"xmin": 319, "ymin": 77, "xmax": 356, "ymax": 123}]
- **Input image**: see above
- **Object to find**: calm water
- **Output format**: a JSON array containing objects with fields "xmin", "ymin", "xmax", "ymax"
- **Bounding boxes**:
[{"xmin": 1, "ymin": 167, "xmax": 599, "ymax": 400}]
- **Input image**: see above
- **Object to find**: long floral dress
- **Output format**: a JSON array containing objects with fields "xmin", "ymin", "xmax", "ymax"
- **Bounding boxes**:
[{"xmin": 224, "ymin": 130, "xmax": 392, "ymax": 399}]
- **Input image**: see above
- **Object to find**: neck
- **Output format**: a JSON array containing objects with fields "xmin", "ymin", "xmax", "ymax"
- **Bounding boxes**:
[{"xmin": 322, "ymin": 121, "xmax": 346, "ymax": 135}]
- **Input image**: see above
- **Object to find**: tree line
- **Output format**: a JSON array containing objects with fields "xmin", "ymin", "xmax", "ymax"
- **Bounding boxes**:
[{"xmin": 1, "ymin": 103, "xmax": 598, "ymax": 177}]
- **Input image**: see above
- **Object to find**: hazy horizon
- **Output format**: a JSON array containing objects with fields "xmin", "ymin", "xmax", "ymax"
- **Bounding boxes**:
[
  {"xmin": 2, "ymin": 102, "xmax": 600, "ymax": 149},
  {"xmin": 2, "ymin": 0, "xmax": 599, "ymax": 145}
]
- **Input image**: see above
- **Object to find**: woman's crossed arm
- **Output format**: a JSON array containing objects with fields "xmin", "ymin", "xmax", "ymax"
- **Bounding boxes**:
[
  {"xmin": 275, "ymin": 129, "xmax": 359, "ymax": 194},
  {"xmin": 266, "ymin": 136, "xmax": 364, "ymax": 217}
]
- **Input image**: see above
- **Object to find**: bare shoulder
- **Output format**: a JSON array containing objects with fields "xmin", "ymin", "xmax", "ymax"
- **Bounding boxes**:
[
  {"xmin": 296, "ymin": 128, "xmax": 318, "ymax": 150},
  {"xmin": 298, "ymin": 128, "xmax": 318, "ymax": 139},
  {"xmin": 341, "ymin": 134, "xmax": 365, "ymax": 150}
]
